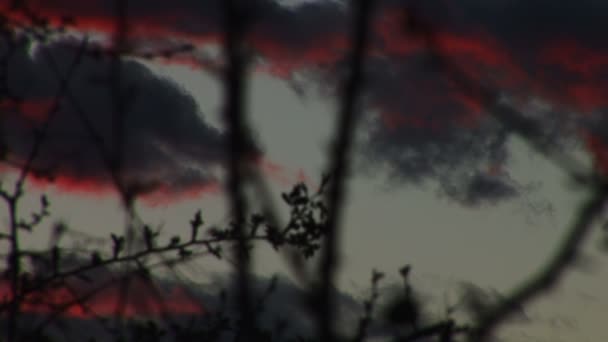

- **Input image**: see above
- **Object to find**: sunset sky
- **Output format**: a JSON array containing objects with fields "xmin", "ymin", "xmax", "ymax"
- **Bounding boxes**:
[{"xmin": 2, "ymin": 0, "xmax": 608, "ymax": 340}]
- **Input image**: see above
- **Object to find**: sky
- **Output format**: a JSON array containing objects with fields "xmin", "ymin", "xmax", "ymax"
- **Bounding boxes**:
[{"xmin": 2, "ymin": 0, "xmax": 608, "ymax": 340}]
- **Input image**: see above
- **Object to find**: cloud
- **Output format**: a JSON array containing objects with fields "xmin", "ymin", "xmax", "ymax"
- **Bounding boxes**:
[
  {"xmin": 1, "ymin": 266, "xmax": 362, "ymax": 342},
  {"xmin": 3, "ymin": 0, "xmax": 608, "ymax": 205},
  {"xmin": 1, "ymin": 36, "xmax": 226, "ymax": 200},
  {"xmin": 1, "ymin": 0, "xmax": 348, "ymax": 71},
  {"xmin": 349, "ymin": 0, "xmax": 608, "ymax": 205},
  {"xmin": 0, "ymin": 254, "xmax": 205, "ymax": 321}
]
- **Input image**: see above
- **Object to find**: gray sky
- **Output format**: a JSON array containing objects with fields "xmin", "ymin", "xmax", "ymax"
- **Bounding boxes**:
[
  {"xmin": 3, "ymin": 0, "xmax": 608, "ymax": 340},
  {"xmin": 9, "ymin": 65, "xmax": 607, "ymax": 341}
]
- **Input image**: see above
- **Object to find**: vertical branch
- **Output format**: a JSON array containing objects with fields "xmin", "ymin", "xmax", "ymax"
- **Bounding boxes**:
[
  {"xmin": 318, "ymin": 0, "xmax": 375, "ymax": 341},
  {"xmin": 222, "ymin": 0, "xmax": 253, "ymax": 339},
  {"xmin": 109, "ymin": 0, "xmax": 134, "ymax": 328},
  {"xmin": 110, "ymin": 0, "xmax": 128, "ymax": 183},
  {"xmin": 6, "ymin": 195, "xmax": 20, "ymax": 342}
]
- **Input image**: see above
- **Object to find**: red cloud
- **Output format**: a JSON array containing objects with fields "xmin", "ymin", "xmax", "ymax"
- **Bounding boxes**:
[
  {"xmin": 139, "ymin": 181, "xmax": 221, "ymax": 207},
  {"xmin": 582, "ymin": 131, "xmax": 608, "ymax": 177},
  {"xmin": 536, "ymin": 41, "xmax": 608, "ymax": 113},
  {"xmin": 2, "ymin": 156, "xmax": 308, "ymax": 206},
  {"xmin": 0, "ymin": 163, "xmax": 220, "ymax": 205},
  {"xmin": 254, "ymin": 156, "xmax": 314, "ymax": 189},
  {"xmin": 0, "ymin": 98, "xmax": 56, "ymax": 124},
  {"xmin": 5, "ymin": 0, "xmax": 608, "ymax": 190},
  {"xmin": 0, "ymin": 275, "xmax": 204, "ymax": 318},
  {"xmin": 374, "ymin": 9, "xmax": 424, "ymax": 56},
  {"xmin": 542, "ymin": 40, "xmax": 608, "ymax": 77},
  {"xmin": 27, "ymin": 173, "xmax": 115, "ymax": 197},
  {"xmin": 564, "ymin": 83, "xmax": 608, "ymax": 113},
  {"xmin": 253, "ymin": 33, "xmax": 348, "ymax": 77}
]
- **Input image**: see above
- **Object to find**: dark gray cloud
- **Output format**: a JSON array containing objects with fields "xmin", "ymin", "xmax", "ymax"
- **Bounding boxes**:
[
  {"xmin": 2, "ymin": 0, "xmax": 348, "ymax": 65},
  {"xmin": 1, "ymin": 36, "xmax": 225, "ymax": 196},
  {"xmin": 343, "ymin": 0, "xmax": 608, "ymax": 205},
  {"xmin": 353, "ymin": 54, "xmax": 519, "ymax": 204},
  {"xmin": 2, "ymin": 264, "xmax": 362, "ymax": 342},
  {"xmin": 3, "ymin": 0, "xmax": 608, "ymax": 204},
  {"xmin": 402, "ymin": 0, "xmax": 608, "ymax": 49}
]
